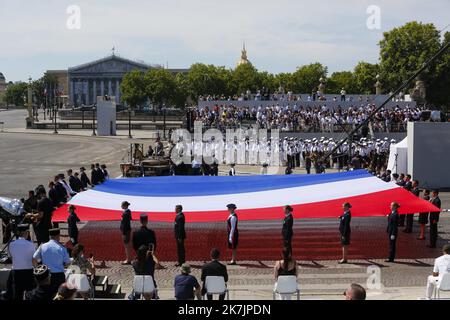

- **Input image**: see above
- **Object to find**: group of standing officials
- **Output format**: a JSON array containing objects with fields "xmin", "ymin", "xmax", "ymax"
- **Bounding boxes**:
[{"xmin": 117, "ymin": 187, "xmax": 441, "ymax": 266}]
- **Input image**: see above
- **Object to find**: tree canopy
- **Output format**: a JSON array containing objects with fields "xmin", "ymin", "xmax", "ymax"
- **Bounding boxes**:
[{"xmin": 118, "ymin": 21, "xmax": 449, "ymax": 108}]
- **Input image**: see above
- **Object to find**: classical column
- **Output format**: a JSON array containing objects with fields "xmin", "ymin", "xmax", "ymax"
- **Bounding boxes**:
[
  {"xmin": 108, "ymin": 79, "xmax": 112, "ymax": 96},
  {"xmin": 85, "ymin": 79, "xmax": 90, "ymax": 105},
  {"xmin": 100, "ymin": 79, "xmax": 104, "ymax": 96},
  {"xmin": 93, "ymin": 80, "xmax": 97, "ymax": 104},
  {"xmin": 70, "ymin": 79, "xmax": 75, "ymax": 105},
  {"xmin": 116, "ymin": 79, "xmax": 120, "ymax": 103}
]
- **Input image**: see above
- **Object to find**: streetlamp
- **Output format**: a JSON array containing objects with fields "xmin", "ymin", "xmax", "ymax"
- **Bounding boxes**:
[
  {"xmin": 27, "ymin": 77, "xmax": 33, "ymax": 120},
  {"xmin": 128, "ymin": 106, "xmax": 132, "ymax": 139},
  {"xmin": 375, "ymin": 74, "xmax": 382, "ymax": 95},
  {"xmin": 53, "ymin": 103, "xmax": 58, "ymax": 134},
  {"xmin": 92, "ymin": 105, "xmax": 96, "ymax": 136},
  {"xmin": 162, "ymin": 104, "xmax": 166, "ymax": 140}
]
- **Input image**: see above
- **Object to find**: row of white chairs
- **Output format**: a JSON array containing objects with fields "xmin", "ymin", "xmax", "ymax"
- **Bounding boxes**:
[
  {"xmin": 133, "ymin": 275, "xmax": 300, "ymax": 300},
  {"xmin": 64, "ymin": 269, "xmax": 94, "ymax": 300},
  {"xmin": 132, "ymin": 274, "xmax": 450, "ymax": 300}
]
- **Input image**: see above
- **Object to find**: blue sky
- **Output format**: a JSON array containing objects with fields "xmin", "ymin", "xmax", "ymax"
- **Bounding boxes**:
[{"xmin": 0, "ymin": 0, "xmax": 449, "ymax": 82}]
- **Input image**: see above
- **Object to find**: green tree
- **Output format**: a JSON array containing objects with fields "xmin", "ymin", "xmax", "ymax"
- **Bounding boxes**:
[
  {"xmin": 144, "ymin": 68, "xmax": 177, "ymax": 108},
  {"xmin": 186, "ymin": 63, "xmax": 230, "ymax": 99},
  {"xmin": 274, "ymin": 72, "xmax": 294, "ymax": 92},
  {"xmin": 173, "ymin": 72, "xmax": 190, "ymax": 108},
  {"xmin": 379, "ymin": 21, "xmax": 441, "ymax": 92},
  {"xmin": 231, "ymin": 63, "xmax": 260, "ymax": 94},
  {"xmin": 258, "ymin": 71, "xmax": 277, "ymax": 93},
  {"xmin": 120, "ymin": 70, "xmax": 147, "ymax": 109},
  {"xmin": 426, "ymin": 31, "xmax": 450, "ymax": 109},
  {"xmin": 353, "ymin": 62, "xmax": 380, "ymax": 94},
  {"xmin": 327, "ymin": 71, "xmax": 357, "ymax": 94},
  {"xmin": 4, "ymin": 82, "xmax": 28, "ymax": 106},
  {"xmin": 291, "ymin": 63, "xmax": 327, "ymax": 93}
]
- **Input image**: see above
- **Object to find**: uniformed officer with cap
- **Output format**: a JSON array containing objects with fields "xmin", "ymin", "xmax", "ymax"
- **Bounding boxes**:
[
  {"xmin": 8, "ymin": 224, "xmax": 36, "ymax": 300},
  {"xmin": 339, "ymin": 203, "xmax": 352, "ymax": 264},
  {"xmin": 32, "ymin": 228, "xmax": 71, "ymax": 297},
  {"xmin": 24, "ymin": 264, "xmax": 53, "ymax": 301},
  {"xmin": 282, "ymin": 206, "xmax": 294, "ymax": 254},
  {"xmin": 120, "ymin": 201, "xmax": 132, "ymax": 265},
  {"xmin": 226, "ymin": 204, "xmax": 239, "ymax": 265}
]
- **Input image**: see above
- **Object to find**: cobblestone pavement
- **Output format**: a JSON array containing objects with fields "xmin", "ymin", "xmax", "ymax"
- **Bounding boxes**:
[{"xmin": 90, "ymin": 257, "xmax": 443, "ymax": 300}]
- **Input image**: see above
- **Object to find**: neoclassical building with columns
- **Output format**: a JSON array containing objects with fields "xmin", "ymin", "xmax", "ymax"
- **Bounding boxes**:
[{"xmin": 66, "ymin": 54, "xmax": 188, "ymax": 106}]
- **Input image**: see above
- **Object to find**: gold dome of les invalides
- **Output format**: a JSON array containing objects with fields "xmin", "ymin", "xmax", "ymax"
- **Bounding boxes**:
[{"xmin": 236, "ymin": 43, "xmax": 251, "ymax": 67}]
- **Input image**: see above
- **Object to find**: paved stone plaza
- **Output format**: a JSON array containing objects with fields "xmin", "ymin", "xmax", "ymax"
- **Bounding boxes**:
[{"xmin": 1, "ymin": 108, "xmax": 449, "ymax": 300}]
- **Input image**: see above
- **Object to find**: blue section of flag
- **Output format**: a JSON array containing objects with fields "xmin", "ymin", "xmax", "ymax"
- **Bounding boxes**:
[{"xmin": 93, "ymin": 170, "xmax": 372, "ymax": 197}]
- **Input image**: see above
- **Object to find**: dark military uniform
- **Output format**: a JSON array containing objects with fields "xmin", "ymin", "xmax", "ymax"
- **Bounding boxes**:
[
  {"xmin": 132, "ymin": 225, "xmax": 157, "ymax": 252},
  {"xmin": 339, "ymin": 210, "xmax": 351, "ymax": 245},
  {"xmin": 24, "ymin": 265, "xmax": 53, "ymax": 301},
  {"xmin": 67, "ymin": 211, "xmax": 81, "ymax": 245},
  {"xmin": 120, "ymin": 208, "xmax": 132, "ymax": 245},
  {"xmin": 174, "ymin": 212, "xmax": 186, "ymax": 265},
  {"xmin": 429, "ymin": 196, "xmax": 441, "ymax": 248},
  {"xmin": 405, "ymin": 187, "xmax": 420, "ymax": 233},
  {"xmin": 282, "ymin": 213, "xmax": 293, "ymax": 253},
  {"xmin": 387, "ymin": 210, "xmax": 399, "ymax": 261},
  {"xmin": 227, "ymin": 212, "xmax": 239, "ymax": 249},
  {"xmin": 418, "ymin": 194, "xmax": 430, "ymax": 225}
]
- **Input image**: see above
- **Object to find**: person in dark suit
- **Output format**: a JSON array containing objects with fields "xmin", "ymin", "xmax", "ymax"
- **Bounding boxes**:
[
  {"xmin": 47, "ymin": 181, "xmax": 60, "ymax": 207},
  {"xmin": 386, "ymin": 202, "xmax": 400, "ymax": 262},
  {"xmin": 200, "ymin": 248, "xmax": 228, "ymax": 300},
  {"xmin": 67, "ymin": 169, "xmax": 82, "ymax": 193},
  {"xmin": 67, "ymin": 205, "xmax": 80, "ymax": 246},
  {"xmin": 53, "ymin": 175, "xmax": 67, "ymax": 204},
  {"xmin": 282, "ymin": 205, "xmax": 294, "ymax": 254},
  {"xmin": 339, "ymin": 202, "xmax": 352, "ymax": 264},
  {"xmin": 79, "ymin": 167, "xmax": 91, "ymax": 190},
  {"xmin": 174, "ymin": 205, "xmax": 186, "ymax": 267},
  {"xmin": 95, "ymin": 163, "xmax": 105, "ymax": 184},
  {"xmin": 120, "ymin": 201, "xmax": 132, "ymax": 265},
  {"xmin": 404, "ymin": 180, "xmax": 420, "ymax": 233},
  {"xmin": 132, "ymin": 213, "xmax": 157, "ymax": 253},
  {"xmin": 23, "ymin": 190, "xmax": 38, "ymax": 213},
  {"xmin": 226, "ymin": 204, "xmax": 239, "ymax": 265},
  {"xmin": 26, "ymin": 190, "xmax": 54, "ymax": 245},
  {"xmin": 90, "ymin": 164, "xmax": 99, "ymax": 186},
  {"xmin": 418, "ymin": 189, "xmax": 431, "ymax": 240},
  {"xmin": 428, "ymin": 190, "xmax": 441, "ymax": 248},
  {"xmin": 397, "ymin": 174, "xmax": 410, "ymax": 227},
  {"xmin": 404, "ymin": 174, "xmax": 413, "ymax": 191},
  {"xmin": 305, "ymin": 154, "xmax": 312, "ymax": 174}
]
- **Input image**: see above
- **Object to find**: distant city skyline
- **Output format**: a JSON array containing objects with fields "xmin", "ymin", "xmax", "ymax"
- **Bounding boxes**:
[{"xmin": 0, "ymin": 0, "xmax": 448, "ymax": 82}]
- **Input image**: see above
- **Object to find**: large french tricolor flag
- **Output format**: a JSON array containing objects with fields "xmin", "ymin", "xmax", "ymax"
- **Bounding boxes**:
[{"xmin": 53, "ymin": 170, "xmax": 440, "ymax": 222}]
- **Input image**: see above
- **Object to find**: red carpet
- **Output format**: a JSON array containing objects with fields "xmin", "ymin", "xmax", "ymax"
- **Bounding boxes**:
[{"xmin": 75, "ymin": 218, "xmax": 442, "ymax": 262}]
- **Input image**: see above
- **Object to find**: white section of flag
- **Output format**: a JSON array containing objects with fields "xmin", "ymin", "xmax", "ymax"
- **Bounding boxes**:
[{"xmin": 68, "ymin": 176, "xmax": 398, "ymax": 212}]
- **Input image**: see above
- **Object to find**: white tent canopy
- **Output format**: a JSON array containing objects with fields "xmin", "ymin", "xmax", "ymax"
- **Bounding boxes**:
[{"xmin": 387, "ymin": 137, "xmax": 408, "ymax": 174}]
